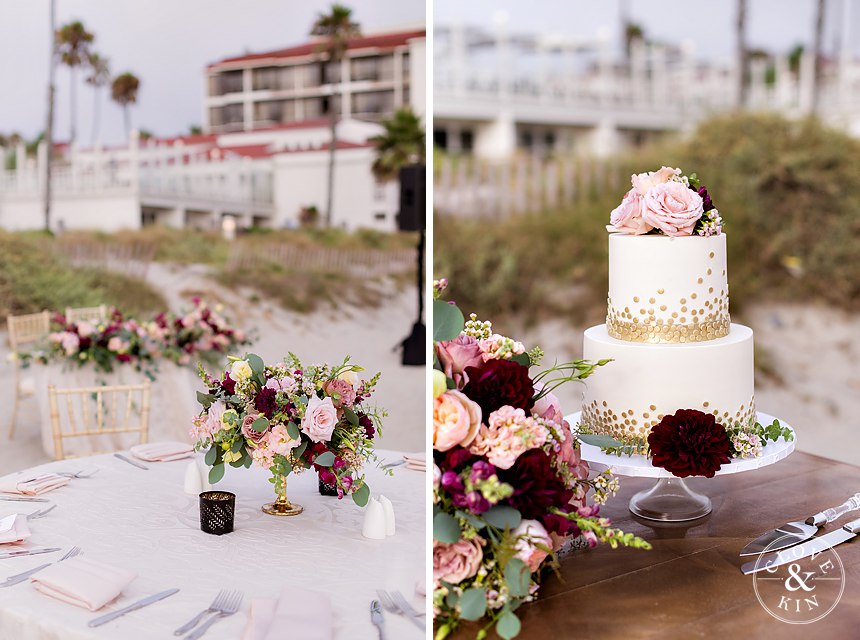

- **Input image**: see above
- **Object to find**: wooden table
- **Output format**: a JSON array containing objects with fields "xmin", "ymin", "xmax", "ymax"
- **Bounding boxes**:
[{"xmin": 453, "ymin": 452, "xmax": 860, "ymax": 639}]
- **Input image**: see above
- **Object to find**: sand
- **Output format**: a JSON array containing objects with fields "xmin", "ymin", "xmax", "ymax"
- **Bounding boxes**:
[{"xmin": 0, "ymin": 262, "xmax": 425, "ymax": 474}]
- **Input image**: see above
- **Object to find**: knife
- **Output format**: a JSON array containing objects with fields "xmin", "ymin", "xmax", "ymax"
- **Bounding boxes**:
[
  {"xmin": 88, "ymin": 588, "xmax": 180, "ymax": 627},
  {"xmin": 740, "ymin": 492, "xmax": 860, "ymax": 556},
  {"xmin": 0, "ymin": 496, "xmax": 50, "ymax": 503},
  {"xmin": 0, "ymin": 548, "xmax": 61, "ymax": 560},
  {"xmin": 0, "ymin": 563, "xmax": 51, "ymax": 587},
  {"xmin": 113, "ymin": 453, "xmax": 148, "ymax": 470},
  {"xmin": 741, "ymin": 516, "xmax": 860, "ymax": 575}
]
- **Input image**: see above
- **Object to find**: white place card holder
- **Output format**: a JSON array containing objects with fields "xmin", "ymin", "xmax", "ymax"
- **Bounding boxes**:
[
  {"xmin": 362, "ymin": 498, "xmax": 386, "ymax": 540},
  {"xmin": 378, "ymin": 494, "xmax": 395, "ymax": 536}
]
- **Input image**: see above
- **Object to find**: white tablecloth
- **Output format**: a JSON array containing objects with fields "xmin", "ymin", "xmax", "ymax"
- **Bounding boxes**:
[
  {"xmin": 33, "ymin": 363, "xmax": 200, "ymax": 458},
  {"xmin": 0, "ymin": 449, "xmax": 425, "ymax": 639}
]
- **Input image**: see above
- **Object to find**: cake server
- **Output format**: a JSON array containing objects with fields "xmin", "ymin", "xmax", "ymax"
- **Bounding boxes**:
[
  {"xmin": 741, "ymin": 516, "xmax": 860, "ymax": 575},
  {"xmin": 740, "ymin": 492, "xmax": 860, "ymax": 556}
]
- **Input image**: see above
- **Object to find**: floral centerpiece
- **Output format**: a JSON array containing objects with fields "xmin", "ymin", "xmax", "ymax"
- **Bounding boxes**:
[
  {"xmin": 432, "ymin": 280, "xmax": 650, "ymax": 639},
  {"xmin": 190, "ymin": 352, "xmax": 384, "ymax": 515},
  {"xmin": 16, "ymin": 298, "xmax": 251, "ymax": 377},
  {"xmin": 610, "ymin": 166, "xmax": 723, "ymax": 237}
]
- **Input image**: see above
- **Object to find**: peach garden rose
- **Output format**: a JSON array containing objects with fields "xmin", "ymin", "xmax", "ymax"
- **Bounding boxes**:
[{"xmin": 433, "ymin": 389, "xmax": 482, "ymax": 451}]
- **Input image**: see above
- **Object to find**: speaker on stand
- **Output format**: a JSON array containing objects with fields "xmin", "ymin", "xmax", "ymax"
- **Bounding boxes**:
[{"xmin": 397, "ymin": 164, "xmax": 426, "ymax": 366}]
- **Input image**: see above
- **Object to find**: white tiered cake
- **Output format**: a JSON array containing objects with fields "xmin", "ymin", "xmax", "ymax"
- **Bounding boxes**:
[{"xmin": 581, "ymin": 233, "xmax": 756, "ymax": 443}]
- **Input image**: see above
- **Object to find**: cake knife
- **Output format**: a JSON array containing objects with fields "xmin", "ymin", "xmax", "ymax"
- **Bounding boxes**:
[
  {"xmin": 741, "ymin": 517, "xmax": 860, "ymax": 575},
  {"xmin": 740, "ymin": 492, "xmax": 860, "ymax": 556}
]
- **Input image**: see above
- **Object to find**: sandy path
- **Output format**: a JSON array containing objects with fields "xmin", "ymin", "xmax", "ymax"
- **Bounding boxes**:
[
  {"xmin": 0, "ymin": 263, "xmax": 424, "ymax": 474},
  {"xmin": 509, "ymin": 303, "xmax": 860, "ymax": 467}
]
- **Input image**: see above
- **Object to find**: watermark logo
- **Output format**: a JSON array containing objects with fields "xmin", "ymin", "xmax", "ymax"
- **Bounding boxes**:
[{"xmin": 752, "ymin": 535, "xmax": 845, "ymax": 624}]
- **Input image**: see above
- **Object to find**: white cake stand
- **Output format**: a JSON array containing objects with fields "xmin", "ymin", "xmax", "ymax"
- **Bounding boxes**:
[{"xmin": 565, "ymin": 411, "xmax": 796, "ymax": 522}]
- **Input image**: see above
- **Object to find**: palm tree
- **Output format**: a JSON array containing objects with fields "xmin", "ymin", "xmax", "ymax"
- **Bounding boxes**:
[
  {"xmin": 85, "ymin": 52, "xmax": 110, "ymax": 145},
  {"xmin": 811, "ymin": 0, "xmax": 826, "ymax": 114},
  {"xmin": 736, "ymin": 0, "xmax": 748, "ymax": 108},
  {"xmin": 370, "ymin": 108, "xmax": 425, "ymax": 182},
  {"xmin": 56, "ymin": 21, "xmax": 94, "ymax": 144},
  {"xmin": 111, "ymin": 72, "xmax": 141, "ymax": 138},
  {"xmin": 311, "ymin": 4, "xmax": 360, "ymax": 227}
]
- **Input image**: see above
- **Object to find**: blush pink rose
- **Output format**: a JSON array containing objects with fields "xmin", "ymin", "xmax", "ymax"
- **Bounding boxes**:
[
  {"xmin": 435, "ymin": 335, "xmax": 484, "ymax": 388},
  {"xmin": 433, "ymin": 390, "xmax": 482, "ymax": 451},
  {"xmin": 241, "ymin": 411, "xmax": 268, "ymax": 444},
  {"xmin": 433, "ymin": 537, "xmax": 485, "ymax": 586},
  {"xmin": 641, "ymin": 181, "xmax": 703, "ymax": 236},
  {"xmin": 532, "ymin": 388, "xmax": 563, "ymax": 425},
  {"xmin": 322, "ymin": 378, "xmax": 356, "ymax": 408},
  {"xmin": 631, "ymin": 166, "xmax": 681, "ymax": 195},
  {"xmin": 301, "ymin": 395, "xmax": 338, "ymax": 443},
  {"xmin": 511, "ymin": 519, "xmax": 553, "ymax": 572},
  {"xmin": 610, "ymin": 188, "xmax": 653, "ymax": 235}
]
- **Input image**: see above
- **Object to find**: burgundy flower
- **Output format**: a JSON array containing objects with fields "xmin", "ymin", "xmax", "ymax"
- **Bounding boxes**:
[
  {"xmin": 462, "ymin": 359, "xmax": 534, "ymax": 418},
  {"xmin": 435, "ymin": 447, "xmax": 477, "ymax": 473},
  {"xmin": 648, "ymin": 409, "xmax": 732, "ymax": 478},
  {"xmin": 358, "ymin": 414, "xmax": 375, "ymax": 438},
  {"xmin": 255, "ymin": 387, "xmax": 277, "ymax": 419},
  {"xmin": 221, "ymin": 373, "xmax": 236, "ymax": 395},
  {"xmin": 498, "ymin": 449, "xmax": 573, "ymax": 521},
  {"xmin": 695, "ymin": 185, "xmax": 714, "ymax": 212}
]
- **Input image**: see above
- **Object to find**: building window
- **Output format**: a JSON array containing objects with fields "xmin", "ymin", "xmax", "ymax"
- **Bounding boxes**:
[
  {"xmin": 303, "ymin": 97, "xmax": 323, "ymax": 119},
  {"xmin": 253, "ymin": 99, "xmax": 296, "ymax": 126},
  {"xmin": 460, "ymin": 130, "xmax": 473, "ymax": 152},
  {"xmin": 212, "ymin": 70, "xmax": 243, "ymax": 95},
  {"xmin": 433, "ymin": 129, "xmax": 448, "ymax": 150},
  {"xmin": 374, "ymin": 212, "xmax": 386, "ymax": 221},
  {"xmin": 252, "ymin": 66, "xmax": 295, "ymax": 91},
  {"xmin": 350, "ymin": 90, "xmax": 395, "ymax": 120},
  {"xmin": 350, "ymin": 55, "xmax": 394, "ymax": 82},
  {"xmin": 210, "ymin": 103, "xmax": 244, "ymax": 129}
]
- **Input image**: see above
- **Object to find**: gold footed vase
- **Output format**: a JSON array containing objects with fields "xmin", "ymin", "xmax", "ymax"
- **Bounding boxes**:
[{"xmin": 262, "ymin": 474, "xmax": 303, "ymax": 516}]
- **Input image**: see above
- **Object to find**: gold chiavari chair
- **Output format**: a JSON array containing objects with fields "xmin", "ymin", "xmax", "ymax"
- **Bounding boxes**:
[
  {"xmin": 47, "ymin": 382, "xmax": 151, "ymax": 460},
  {"xmin": 65, "ymin": 305, "xmax": 108, "ymax": 324},
  {"xmin": 7, "ymin": 311, "xmax": 51, "ymax": 438}
]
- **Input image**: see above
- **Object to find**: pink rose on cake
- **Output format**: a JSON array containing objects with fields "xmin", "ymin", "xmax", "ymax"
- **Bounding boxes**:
[
  {"xmin": 641, "ymin": 181, "xmax": 703, "ymax": 237},
  {"xmin": 631, "ymin": 166, "xmax": 681, "ymax": 195},
  {"xmin": 610, "ymin": 188, "xmax": 653, "ymax": 235}
]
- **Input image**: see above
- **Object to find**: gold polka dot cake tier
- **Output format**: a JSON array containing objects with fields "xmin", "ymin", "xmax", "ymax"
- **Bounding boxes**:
[
  {"xmin": 580, "ymin": 324, "xmax": 756, "ymax": 442},
  {"xmin": 606, "ymin": 233, "xmax": 730, "ymax": 343}
]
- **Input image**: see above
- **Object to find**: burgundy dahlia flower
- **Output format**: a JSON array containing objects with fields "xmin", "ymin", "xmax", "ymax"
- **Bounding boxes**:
[
  {"xmin": 498, "ymin": 449, "xmax": 573, "ymax": 521},
  {"xmin": 254, "ymin": 387, "xmax": 277, "ymax": 419},
  {"xmin": 648, "ymin": 409, "xmax": 732, "ymax": 478},
  {"xmin": 462, "ymin": 359, "xmax": 534, "ymax": 418}
]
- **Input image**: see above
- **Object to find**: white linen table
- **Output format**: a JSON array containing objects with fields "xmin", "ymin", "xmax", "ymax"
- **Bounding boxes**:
[{"xmin": 0, "ymin": 449, "xmax": 425, "ymax": 639}]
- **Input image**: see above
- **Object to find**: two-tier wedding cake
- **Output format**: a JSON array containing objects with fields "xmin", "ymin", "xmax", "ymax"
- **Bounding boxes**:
[{"xmin": 580, "ymin": 167, "xmax": 756, "ymax": 445}]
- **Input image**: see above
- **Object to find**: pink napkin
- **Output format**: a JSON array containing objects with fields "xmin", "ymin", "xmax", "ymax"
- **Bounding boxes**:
[
  {"xmin": 0, "ymin": 473, "xmax": 69, "ymax": 495},
  {"xmin": 0, "ymin": 514, "xmax": 31, "ymax": 544},
  {"xmin": 241, "ymin": 587, "xmax": 332, "ymax": 640},
  {"xmin": 130, "ymin": 441, "xmax": 194, "ymax": 462},
  {"xmin": 30, "ymin": 556, "xmax": 137, "ymax": 611},
  {"xmin": 403, "ymin": 453, "xmax": 425, "ymax": 472}
]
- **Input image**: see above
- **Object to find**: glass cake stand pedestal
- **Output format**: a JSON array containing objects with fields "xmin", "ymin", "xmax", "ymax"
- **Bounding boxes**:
[{"xmin": 565, "ymin": 411, "xmax": 796, "ymax": 522}]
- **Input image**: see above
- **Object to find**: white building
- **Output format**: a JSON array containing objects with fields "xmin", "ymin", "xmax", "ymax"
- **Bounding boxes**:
[{"xmin": 0, "ymin": 26, "xmax": 426, "ymax": 232}]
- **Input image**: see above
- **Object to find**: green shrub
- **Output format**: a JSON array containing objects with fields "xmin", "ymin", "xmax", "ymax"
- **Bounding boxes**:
[{"xmin": 435, "ymin": 113, "xmax": 860, "ymax": 321}]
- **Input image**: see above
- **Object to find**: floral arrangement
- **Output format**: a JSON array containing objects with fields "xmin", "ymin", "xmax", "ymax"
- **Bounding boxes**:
[
  {"xmin": 610, "ymin": 166, "xmax": 722, "ymax": 237},
  {"xmin": 15, "ymin": 298, "xmax": 251, "ymax": 377},
  {"xmin": 580, "ymin": 408, "xmax": 794, "ymax": 477},
  {"xmin": 190, "ymin": 352, "xmax": 384, "ymax": 504},
  {"xmin": 432, "ymin": 280, "xmax": 650, "ymax": 640}
]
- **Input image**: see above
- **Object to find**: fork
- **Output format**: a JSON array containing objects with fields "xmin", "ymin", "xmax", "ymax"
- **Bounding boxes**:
[
  {"xmin": 391, "ymin": 590, "xmax": 426, "ymax": 619},
  {"xmin": 26, "ymin": 505, "xmax": 57, "ymax": 520},
  {"xmin": 370, "ymin": 600, "xmax": 386, "ymax": 640},
  {"xmin": 56, "ymin": 468, "xmax": 99, "ymax": 479},
  {"xmin": 183, "ymin": 590, "xmax": 243, "ymax": 640},
  {"xmin": 174, "ymin": 589, "xmax": 238, "ymax": 636},
  {"xmin": 0, "ymin": 546, "xmax": 81, "ymax": 587},
  {"xmin": 377, "ymin": 590, "xmax": 424, "ymax": 631}
]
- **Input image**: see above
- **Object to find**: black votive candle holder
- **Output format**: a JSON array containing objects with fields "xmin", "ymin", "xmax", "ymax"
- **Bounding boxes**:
[
  {"xmin": 199, "ymin": 491, "xmax": 235, "ymax": 535},
  {"xmin": 318, "ymin": 476, "xmax": 338, "ymax": 497}
]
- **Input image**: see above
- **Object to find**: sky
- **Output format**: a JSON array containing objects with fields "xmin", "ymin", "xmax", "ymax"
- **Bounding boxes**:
[
  {"xmin": 435, "ymin": 0, "xmax": 855, "ymax": 62},
  {"xmin": 0, "ymin": 0, "xmax": 425, "ymax": 145}
]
